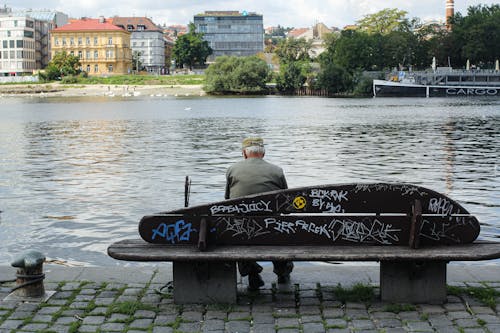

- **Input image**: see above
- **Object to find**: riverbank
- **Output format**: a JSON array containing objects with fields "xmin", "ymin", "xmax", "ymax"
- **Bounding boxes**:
[
  {"xmin": 1, "ymin": 264, "xmax": 499, "ymax": 332},
  {"xmin": 0, "ymin": 83, "xmax": 206, "ymax": 98}
]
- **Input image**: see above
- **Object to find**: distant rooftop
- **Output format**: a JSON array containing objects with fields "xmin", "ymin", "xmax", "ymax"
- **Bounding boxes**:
[
  {"xmin": 110, "ymin": 17, "xmax": 161, "ymax": 32},
  {"xmin": 52, "ymin": 17, "xmax": 125, "ymax": 32},
  {"xmin": 195, "ymin": 10, "xmax": 261, "ymax": 17}
]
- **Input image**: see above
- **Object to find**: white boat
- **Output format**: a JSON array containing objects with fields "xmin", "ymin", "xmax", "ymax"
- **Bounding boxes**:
[{"xmin": 373, "ymin": 69, "xmax": 500, "ymax": 97}]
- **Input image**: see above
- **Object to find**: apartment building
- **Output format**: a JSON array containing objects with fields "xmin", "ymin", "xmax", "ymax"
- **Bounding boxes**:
[
  {"xmin": 0, "ymin": 6, "xmax": 68, "ymax": 76},
  {"xmin": 193, "ymin": 11, "xmax": 264, "ymax": 61},
  {"xmin": 51, "ymin": 17, "xmax": 132, "ymax": 75},
  {"xmin": 111, "ymin": 17, "xmax": 165, "ymax": 73}
]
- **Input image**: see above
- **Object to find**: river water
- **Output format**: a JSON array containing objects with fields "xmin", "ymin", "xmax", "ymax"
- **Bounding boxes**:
[{"xmin": 0, "ymin": 95, "xmax": 498, "ymax": 266}]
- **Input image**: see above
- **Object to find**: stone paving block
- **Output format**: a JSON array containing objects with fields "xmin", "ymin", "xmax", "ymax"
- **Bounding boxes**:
[
  {"xmin": 74, "ymin": 294, "xmax": 94, "ymax": 301},
  {"xmin": 322, "ymin": 300, "xmax": 342, "ymax": 308},
  {"xmin": 45, "ymin": 324, "xmax": 71, "ymax": 333},
  {"xmin": 61, "ymin": 282, "xmax": 80, "ymax": 291},
  {"xmin": 345, "ymin": 302, "xmax": 366, "ymax": 309},
  {"xmin": 115, "ymin": 295, "xmax": 137, "ymax": 302},
  {"xmin": 397, "ymin": 311, "xmax": 421, "ymax": 321},
  {"xmin": 445, "ymin": 302, "xmax": 467, "ymax": 311},
  {"xmin": 471, "ymin": 306, "xmax": 495, "ymax": 314},
  {"xmin": 298, "ymin": 305, "xmax": 322, "ymax": 315},
  {"xmin": 370, "ymin": 311, "xmax": 399, "ymax": 319},
  {"xmin": 252, "ymin": 304, "xmax": 273, "ymax": 313},
  {"xmin": 476, "ymin": 314, "xmax": 500, "ymax": 324},
  {"xmin": 205, "ymin": 310, "xmax": 227, "ymax": 320},
  {"xmin": 153, "ymin": 326, "xmax": 174, "ymax": 333},
  {"xmin": 382, "ymin": 329, "xmax": 407, "ymax": 333},
  {"xmin": 31, "ymin": 314, "xmax": 54, "ymax": 322},
  {"xmin": 134, "ymin": 309, "xmax": 156, "ymax": 318},
  {"xmin": 36, "ymin": 306, "xmax": 61, "ymax": 314},
  {"xmin": 325, "ymin": 318, "xmax": 347, "ymax": 328},
  {"xmin": 405, "ymin": 320, "xmax": 433, "ymax": 331},
  {"xmin": 47, "ymin": 299, "xmax": 67, "ymax": 305},
  {"xmin": 420, "ymin": 304, "xmax": 446, "ymax": 313},
  {"xmin": 154, "ymin": 314, "xmax": 177, "ymax": 325},
  {"xmin": 251, "ymin": 323, "xmax": 275, "ymax": 333},
  {"xmin": 460, "ymin": 329, "xmax": 487, "ymax": 333},
  {"xmin": 202, "ymin": 319, "xmax": 225, "ymax": 331},
  {"xmin": 141, "ymin": 294, "xmax": 162, "ymax": 304},
  {"xmin": 79, "ymin": 288, "xmax": 98, "ymax": 295},
  {"xmin": 104, "ymin": 283, "xmax": 126, "ymax": 290},
  {"xmin": 20, "ymin": 322, "xmax": 51, "ymax": 331},
  {"xmin": 252, "ymin": 312, "xmax": 275, "ymax": 324},
  {"xmin": 54, "ymin": 316, "xmax": 79, "ymax": 325},
  {"xmin": 430, "ymin": 326, "xmax": 460, "ymax": 333},
  {"xmin": 178, "ymin": 321, "xmax": 202, "ymax": 332},
  {"xmin": 129, "ymin": 318, "xmax": 154, "ymax": 329},
  {"xmin": 427, "ymin": 314, "xmax": 453, "ymax": 327},
  {"xmin": 93, "ymin": 297, "xmax": 114, "ymax": 306},
  {"xmin": 274, "ymin": 307, "xmax": 297, "ymax": 316},
  {"xmin": 108, "ymin": 313, "xmax": 129, "ymax": 322},
  {"xmin": 61, "ymin": 309, "xmax": 85, "ymax": 317},
  {"xmin": 98, "ymin": 290, "xmax": 118, "ymax": 298},
  {"xmin": 68, "ymin": 301, "xmax": 88, "ymax": 309},
  {"xmin": 345, "ymin": 309, "xmax": 370, "ymax": 319},
  {"xmin": 276, "ymin": 317, "xmax": 300, "ymax": 327},
  {"xmin": 301, "ymin": 314, "xmax": 322, "ymax": 323},
  {"xmin": 7, "ymin": 311, "xmax": 32, "ymax": 319},
  {"xmin": 485, "ymin": 324, "xmax": 500, "ymax": 332},
  {"xmin": 303, "ymin": 322, "xmax": 326, "ymax": 333},
  {"xmin": 16, "ymin": 303, "xmax": 39, "ymax": 312},
  {"xmin": 78, "ymin": 325, "xmax": 100, "ymax": 332},
  {"xmin": 326, "ymin": 328, "xmax": 350, "ymax": 333},
  {"xmin": 0, "ymin": 320, "xmax": 23, "ymax": 330},
  {"xmin": 101, "ymin": 322, "xmax": 127, "ymax": 331},
  {"xmin": 374, "ymin": 318, "xmax": 403, "ymax": 328},
  {"xmin": 228, "ymin": 311, "xmax": 251, "ymax": 321},
  {"xmin": 52, "ymin": 291, "xmax": 73, "ymax": 299},
  {"xmin": 299, "ymin": 297, "xmax": 322, "ymax": 306},
  {"xmin": 350, "ymin": 319, "xmax": 376, "ymax": 330},
  {"xmin": 448, "ymin": 311, "xmax": 473, "ymax": 320},
  {"xmin": 454, "ymin": 318, "xmax": 481, "ymax": 328},
  {"xmin": 123, "ymin": 288, "xmax": 142, "ymax": 296},
  {"xmin": 322, "ymin": 308, "xmax": 344, "ymax": 318},
  {"xmin": 82, "ymin": 315, "xmax": 105, "ymax": 325},
  {"xmin": 88, "ymin": 306, "xmax": 108, "ymax": 315}
]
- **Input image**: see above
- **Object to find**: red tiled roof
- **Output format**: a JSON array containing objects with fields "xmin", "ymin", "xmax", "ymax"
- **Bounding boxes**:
[
  {"xmin": 287, "ymin": 28, "xmax": 309, "ymax": 37},
  {"xmin": 53, "ymin": 18, "xmax": 125, "ymax": 31}
]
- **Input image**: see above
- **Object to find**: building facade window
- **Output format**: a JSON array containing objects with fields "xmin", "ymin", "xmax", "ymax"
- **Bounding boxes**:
[
  {"xmin": 54, "ymin": 38, "xmax": 59, "ymax": 46},
  {"xmin": 78, "ymin": 37, "xmax": 82, "ymax": 45},
  {"xmin": 70, "ymin": 37, "xmax": 74, "ymax": 45},
  {"xmin": 94, "ymin": 50, "xmax": 98, "ymax": 59},
  {"xmin": 94, "ymin": 64, "xmax": 98, "ymax": 72},
  {"xmin": 94, "ymin": 37, "xmax": 98, "ymax": 45},
  {"xmin": 62, "ymin": 37, "xmax": 66, "ymax": 46},
  {"xmin": 108, "ymin": 64, "xmax": 113, "ymax": 72},
  {"xmin": 86, "ymin": 37, "xmax": 90, "ymax": 45},
  {"xmin": 86, "ymin": 51, "xmax": 90, "ymax": 59},
  {"xmin": 108, "ymin": 37, "xmax": 113, "ymax": 45},
  {"xmin": 78, "ymin": 51, "xmax": 82, "ymax": 58},
  {"xmin": 86, "ymin": 64, "xmax": 90, "ymax": 72}
]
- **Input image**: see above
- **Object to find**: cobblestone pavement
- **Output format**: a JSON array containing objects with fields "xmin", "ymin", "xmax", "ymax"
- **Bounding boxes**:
[{"xmin": 1, "ymin": 277, "xmax": 500, "ymax": 333}]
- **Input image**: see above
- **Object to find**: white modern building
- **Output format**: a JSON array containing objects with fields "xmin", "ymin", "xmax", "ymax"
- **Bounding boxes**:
[
  {"xmin": 111, "ymin": 17, "xmax": 165, "ymax": 73},
  {"xmin": 0, "ymin": 6, "xmax": 68, "ymax": 76}
]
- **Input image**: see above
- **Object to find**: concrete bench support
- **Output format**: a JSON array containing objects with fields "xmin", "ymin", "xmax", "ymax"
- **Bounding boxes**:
[
  {"xmin": 173, "ymin": 261, "xmax": 236, "ymax": 304},
  {"xmin": 380, "ymin": 260, "xmax": 447, "ymax": 304}
]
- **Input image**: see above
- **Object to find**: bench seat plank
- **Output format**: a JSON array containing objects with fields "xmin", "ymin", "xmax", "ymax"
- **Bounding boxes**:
[{"xmin": 108, "ymin": 239, "xmax": 500, "ymax": 262}]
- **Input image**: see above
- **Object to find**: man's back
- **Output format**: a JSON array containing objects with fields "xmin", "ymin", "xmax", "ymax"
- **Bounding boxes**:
[{"xmin": 225, "ymin": 158, "xmax": 287, "ymax": 199}]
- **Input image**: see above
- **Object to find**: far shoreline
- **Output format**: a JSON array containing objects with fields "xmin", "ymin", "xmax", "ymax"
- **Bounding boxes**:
[{"xmin": 0, "ymin": 83, "xmax": 206, "ymax": 98}]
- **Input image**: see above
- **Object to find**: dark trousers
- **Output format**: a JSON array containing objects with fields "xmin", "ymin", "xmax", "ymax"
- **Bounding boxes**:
[{"xmin": 238, "ymin": 260, "xmax": 293, "ymax": 277}]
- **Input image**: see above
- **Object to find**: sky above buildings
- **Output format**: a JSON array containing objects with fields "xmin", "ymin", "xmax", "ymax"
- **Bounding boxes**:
[{"xmin": 6, "ymin": 0, "xmax": 499, "ymax": 28}]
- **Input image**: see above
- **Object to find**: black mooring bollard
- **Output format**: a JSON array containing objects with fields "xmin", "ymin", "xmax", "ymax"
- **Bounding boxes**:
[{"xmin": 10, "ymin": 250, "xmax": 46, "ymax": 298}]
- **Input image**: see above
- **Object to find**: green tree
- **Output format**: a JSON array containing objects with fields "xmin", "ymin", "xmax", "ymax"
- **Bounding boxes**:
[
  {"xmin": 275, "ymin": 61, "xmax": 310, "ymax": 93},
  {"xmin": 315, "ymin": 60, "xmax": 353, "ymax": 94},
  {"xmin": 40, "ymin": 51, "xmax": 80, "ymax": 81},
  {"xmin": 204, "ymin": 56, "xmax": 270, "ymax": 94},
  {"xmin": 132, "ymin": 51, "xmax": 143, "ymax": 71},
  {"xmin": 357, "ymin": 8, "xmax": 410, "ymax": 35},
  {"xmin": 173, "ymin": 23, "xmax": 212, "ymax": 69},
  {"xmin": 450, "ymin": 4, "xmax": 500, "ymax": 67},
  {"xmin": 274, "ymin": 38, "xmax": 312, "ymax": 63}
]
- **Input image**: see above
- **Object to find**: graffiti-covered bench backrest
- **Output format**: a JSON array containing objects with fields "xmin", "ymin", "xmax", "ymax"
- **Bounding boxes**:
[{"xmin": 139, "ymin": 183, "xmax": 480, "ymax": 248}]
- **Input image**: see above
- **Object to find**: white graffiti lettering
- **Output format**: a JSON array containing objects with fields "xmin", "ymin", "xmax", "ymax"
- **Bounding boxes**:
[
  {"xmin": 217, "ymin": 216, "xmax": 270, "ymax": 239},
  {"xmin": 428, "ymin": 197, "xmax": 454, "ymax": 215},
  {"xmin": 327, "ymin": 218, "xmax": 401, "ymax": 244},
  {"xmin": 353, "ymin": 184, "xmax": 427, "ymax": 196},
  {"xmin": 309, "ymin": 189, "xmax": 349, "ymax": 202},
  {"xmin": 311, "ymin": 198, "xmax": 344, "ymax": 213},
  {"xmin": 420, "ymin": 219, "xmax": 460, "ymax": 243},
  {"xmin": 210, "ymin": 200, "xmax": 272, "ymax": 215}
]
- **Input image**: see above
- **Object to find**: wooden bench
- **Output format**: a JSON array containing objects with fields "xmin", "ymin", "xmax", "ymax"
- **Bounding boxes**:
[{"xmin": 108, "ymin": 183, "xmax": 500, "ymax": 304}]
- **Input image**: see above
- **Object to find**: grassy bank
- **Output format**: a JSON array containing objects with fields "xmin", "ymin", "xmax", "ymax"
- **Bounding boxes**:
[{"xmin": 62, "ymin": 74, "xmax": 205, "ymax": 86}]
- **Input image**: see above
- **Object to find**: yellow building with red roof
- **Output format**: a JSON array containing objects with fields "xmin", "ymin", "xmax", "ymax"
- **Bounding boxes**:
[{"xmin": 51, "ymin": 17, "xmax": 132, "ymax": 75}]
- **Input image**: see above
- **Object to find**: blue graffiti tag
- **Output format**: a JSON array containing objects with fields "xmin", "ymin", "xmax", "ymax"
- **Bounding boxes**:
[{"xmin": 151, "ymin": 220, "xmax": 195, "ymax": 244}]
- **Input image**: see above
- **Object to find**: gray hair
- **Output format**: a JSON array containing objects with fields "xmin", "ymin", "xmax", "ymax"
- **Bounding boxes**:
[{"xmin": 244, "ymin": 145, "xmax": 265, "ymax": 155}]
